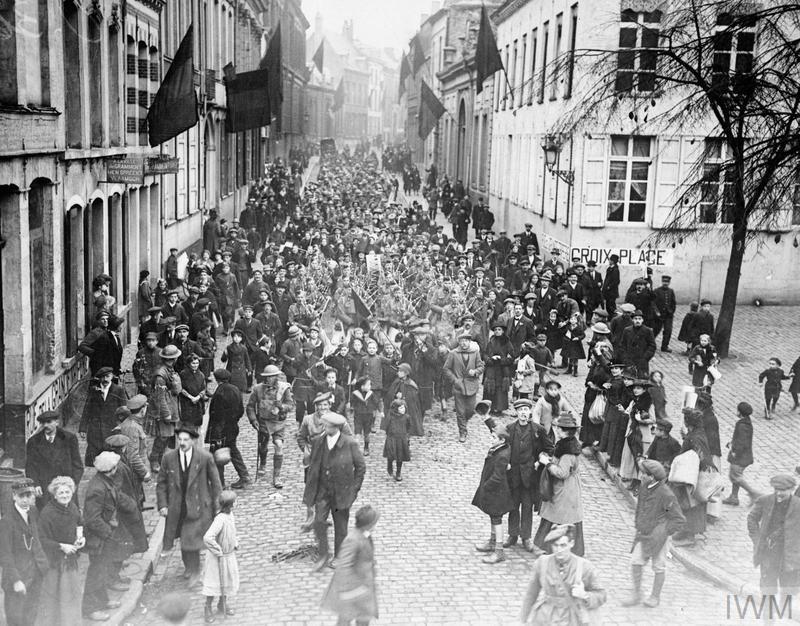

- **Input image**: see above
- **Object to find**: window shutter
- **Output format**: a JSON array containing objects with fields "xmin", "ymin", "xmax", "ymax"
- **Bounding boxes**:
[
  {"xmin": 679, "ymin": 136, "xmax": 704, "ymax": 226},
  {"xmin": 580, "ymin": 136, "xmax": 607, "ymax": 227},
  {"xmin": 534, "ymin": 139, "xmax": 544, "ymax": 215},
  {"xmin": 652, "ymin": 137, "xmax": 680, "ymax": 228}
]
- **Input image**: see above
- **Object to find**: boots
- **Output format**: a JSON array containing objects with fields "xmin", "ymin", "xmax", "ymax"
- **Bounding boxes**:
[
  {"xmin": 363, "ymin": 440, "xmax": 370, "ymax": 457},
  {"xmin": 643, "ymin": 573, "xmax": 665, "ymax": 607},
  {"xmin": 475, "ymin": 535, "xmax": 496, "ymax": 552},
  {"xmin": 482, "ymin": 546, "xmax": 506, "ymax": 564},
  {"xmin": 217, "ymin": 596, "xmax": 235, "ymax": 616},
  {"xmin": 272, "ymin": 456, "xmax": 284, "ymax": 489},
  {"xmin": 502, "ymin": 535, "xmax": 518, "ymax": 548},
  {"xmin": 257, "ymin": 454, "xmax": 267, "ymax": 479},
  {"xmin": 620, "ymin": 565, "xmax": 643, "ymax": 606}
]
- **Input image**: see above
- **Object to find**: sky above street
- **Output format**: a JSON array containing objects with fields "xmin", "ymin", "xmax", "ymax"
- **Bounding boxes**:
[{"xmin": 302, "ymin": 0, "xmax": 435, "ymax": 53}]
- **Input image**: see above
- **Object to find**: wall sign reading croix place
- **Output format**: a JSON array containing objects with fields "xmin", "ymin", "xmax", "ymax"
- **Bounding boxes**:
[{"xmin": 570, "ymin": 247, "xmax": 675, "ymax": 267}]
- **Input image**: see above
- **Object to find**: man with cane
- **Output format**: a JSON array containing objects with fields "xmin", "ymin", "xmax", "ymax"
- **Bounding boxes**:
[{"xmin": 246, "ymin": 365, "xmax": 294, "ymax": 488}]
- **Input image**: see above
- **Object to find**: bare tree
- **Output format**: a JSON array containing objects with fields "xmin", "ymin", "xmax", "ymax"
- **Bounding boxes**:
[{"xmin": 550, "ymin": 0, "xmax": 800, "ymax": 357}]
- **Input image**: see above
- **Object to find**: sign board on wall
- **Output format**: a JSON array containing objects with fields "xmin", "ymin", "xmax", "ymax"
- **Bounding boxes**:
[
  {"xmin": 570, "ymin": 246, "xmax": 675, "ymax": 267},
  {"xmin": 146, "ymin": 156, "xmax": 181, "ymax": 175},
  {"xmin": 540, "ymin": 233, "xmax": 570, "ymax": 258},
  {"xmin": 106, "ymin": 156, "xmax": 145, "ymax": 185}
]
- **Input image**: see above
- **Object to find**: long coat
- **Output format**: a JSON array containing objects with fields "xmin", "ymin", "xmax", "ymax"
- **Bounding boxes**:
[
  {"xmin": 222, "ymin": 342, "xmax": 251, "ymax": 393},
  {"xmin": 442, "ymin": 343, "xmax": 485, "ymax": 397},
  {"xmin": 83, "ymin": 472, "xmax": 140, "ymax": 556},
  {"xmin": 727, "ymin": 416, "xmax": 753, "ymax": 467},
  {"xmin": 78, "ymin": 327, "xmax": 124, "ymax": 376},
  {"xmin": 506, "ymin": 421, "xmax": 554, "ymax": 495},
  {"xmin": 79, "ymin": 382, "xmax": 128, "ymax": 465},
  {"xmin": 0, "ymin": 506, "xmax": 49, "ymax": 590},
  {"xmin": 472, "ymin": 442, "xmax": 515, "ymax": 517},
  {"xmin": 619, "ymin": 325, "xmax": 656, "ymax": 372},
  {"xmin": 157, "ymin": 447, "xmax": 223, "ymax": 551},
  {"xmin": 321, "ymin": 527, "xmax": 378, "ymax": 621},
  {"xmin": 303, "ymin": 434, "xmax": 366, "ymax": 510},
  {"xmin": 25, "ymin": 427, "xmax": 83, "ymax": 498},
  {"xmin": 539, "ymin": 438, "xmax": 583, "ymax": 525},
  {"xmin": 748, "ymin": 494, "xmax": 800, "ymax": 569}
]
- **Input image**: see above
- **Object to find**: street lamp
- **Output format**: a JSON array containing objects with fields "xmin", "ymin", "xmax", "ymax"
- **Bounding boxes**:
[{"xmin": 541, "ymin": 134, "xmax": 574, "ymax": 186}]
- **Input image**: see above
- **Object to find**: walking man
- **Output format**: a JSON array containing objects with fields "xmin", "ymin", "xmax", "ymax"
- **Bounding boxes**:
[
  {"xmin": 443, "ymin": 333, "xmax": 485, "ymax": 443},
  {"xmin": 504, "ymin": 398, "xmax": 554, "ymax": 555},
  {"xmin": 303, "ymin": 412, "xmax": 366, "ymax": 573},
  {"xmin": 208, "ymin": 369, "xmax": 252, "ymax": 489},
  {"xmin": 157, "ymin": 424, "xmax": 222, "ymax": 585},
  {"xmin": 79, "ymin": 366, "xmax": 128, "ymax": 466},
  {"xmin": 621, "ymin": 459, "xmax": 685, "ymax": 608},
  {"xmin": 652, "ymin": 275, "xmax": 676, "ymax": 352},
  {"xmin": 723, "ymin": 402, "xmax": 760, "ymax": 505},
  {"xmin": 602, "ymin": 254, "xmax": 620, "ymax": 317},
  {"xmin": 247, "ymin": 364, "xmax": 294, "ymax": 488},
  {"xmin": 25, "ymin": 410, "xmax": 83, "ymax": 508}
]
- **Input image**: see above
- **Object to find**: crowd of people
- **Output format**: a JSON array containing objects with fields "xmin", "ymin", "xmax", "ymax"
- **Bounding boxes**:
[{"xmin": 3, "ymin": 144, "xmax": 800, "ymax": 626}]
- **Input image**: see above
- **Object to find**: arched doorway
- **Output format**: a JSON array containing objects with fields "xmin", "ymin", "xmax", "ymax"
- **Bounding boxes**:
[
  {"xmin": 64, "ymin": 203, "xmax": 83, "ymax": 356},
  {"xmin": 456, "ymin": 99, "xmax": 467, "ymax": 185}
]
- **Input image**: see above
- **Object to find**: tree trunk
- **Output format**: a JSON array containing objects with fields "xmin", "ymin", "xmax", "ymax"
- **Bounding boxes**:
[{"xmin": 714, "ymin": 225, "xmax": 747, "ymax": 358}]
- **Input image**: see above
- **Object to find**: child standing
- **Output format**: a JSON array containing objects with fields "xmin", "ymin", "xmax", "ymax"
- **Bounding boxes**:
[
  {"xmin": 351, "ymin": 376, "xmax": 381, "ymax": 456},
  {"xmin": 648, "ymin": 370, "xmax": 668, "ymax": 421},
  {"xmin": 677, "ymin": 302, "xmax": 699, "ymax": 355},
  {"xmin": 382, "ymin": 399, "xmax": 411, "ymax": 482},
  {"xmin": 758, "ymin": 357, "xmax": 793, "ymax": 419},
  {"xmin": 202, "ymin": 491, "xmax": 240, "ymax": 623},
  {"xmin": 561, "ymin": 313, "xmax": 586, "ymax": 377}
]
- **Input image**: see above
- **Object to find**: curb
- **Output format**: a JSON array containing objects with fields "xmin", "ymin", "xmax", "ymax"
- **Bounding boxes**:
[
  {"xmin": 107, "ymin": 515, "xmax": 166, "ymax": 626},
  {"xmin": 590, "ymin": 447, "xmax": 759, "ymax": 598}
]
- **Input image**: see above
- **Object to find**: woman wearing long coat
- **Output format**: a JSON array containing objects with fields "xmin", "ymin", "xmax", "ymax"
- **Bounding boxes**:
[
  {"xmin": 580, "ymin": 335, "xmax": 613, "ymax": 448},
  {"xmin": 386, "ymin": 365, "xmax": 424, "ymax": 436},
  {"xmin": 619, "ymin": 382, "xmax": 656, "ymax": 483},
  {"xmin": 179, "ymin": 357, "xmax": 207, "ymax": 427},
  {"xmin": 221, "ymin": 331, "xmax": 251, "ymax": 393},
  {"xmin": 534, "ymin": 415, "xmax": 585, "ymax": 556},
  {"xmin": 482, "ymin": 325, "xmax": 515, "ymax": 413},
  {"xmin": 671, "ymin": 408, "xmax": 711, "ymax": 546}
]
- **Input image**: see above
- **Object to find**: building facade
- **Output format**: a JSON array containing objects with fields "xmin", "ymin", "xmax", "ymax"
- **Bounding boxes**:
[
  {"xmin": 488, "ymin": 0, "xmax": 800, "ymax": 302},
  {"xmin": 0, "ymin": 0, "xmax": 305, "ymax": 465}
]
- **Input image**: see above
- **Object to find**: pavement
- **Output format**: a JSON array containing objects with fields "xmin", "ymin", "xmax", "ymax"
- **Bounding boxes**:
[{"xmin": 91, "ymin": 178, "xmax": 800, "ymax": 625}]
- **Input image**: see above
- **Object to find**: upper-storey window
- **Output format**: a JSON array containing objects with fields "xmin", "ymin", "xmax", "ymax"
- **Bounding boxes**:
[{"xmin": 615, "ymin": 9, "xmax": 661, "ymax": 93}]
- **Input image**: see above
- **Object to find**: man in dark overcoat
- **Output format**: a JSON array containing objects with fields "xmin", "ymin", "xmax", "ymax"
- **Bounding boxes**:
[
  {"xmin": 504, "ymin": 399, "xmax": 554, "ymax": 554},
  {"xmin": 652, "ymin": 275, "xmax": 676, "ymax": 352},
  {"xmin": 619, "ymin": 311, "xmax": 657, "ymax": 377},
  {"xmin": 157, "ymin": 424, "xmax": 222, "ymax": 584},
  {"xmin": 25, "ymin": 410, "xmax": 83, "ymax": 509},
  {"xmin": 209, "ymin": 368, "xmax": 252, "ymax": 489},
  {"xmin": 505, "ymin": 303, "xmax": 536, "ymax": 355},
  {"xmin": 602, "ymin": 254, "xmax": 621, "ymax": 317},
  {"xmin": 78, "ymin": 310, "xmax": 124, "ymax": 376},
  {"xmin": 0, "ymin": 478, "xmax": 49, "ymax": 626},
  {"xmin": 303, "ymin": 412, "xmax": 366, "ymax": 572},
  {"xmin": 79, "ymin": 367, "xmax": 128, "ymax": 466},
  {"xmin": 747, "ymin": 474, "xmax": 800, "ymax": 598}
]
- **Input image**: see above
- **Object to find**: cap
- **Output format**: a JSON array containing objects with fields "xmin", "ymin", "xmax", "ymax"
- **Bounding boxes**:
[
  {"xmin": 11, "ymin": 478, "xmax": 37, "ymax": 496},
  {"xmin": 213, "ymin": 368, "xmax": 231, "ymax": 382},
  {"xmin": 105, "ymin": 433, "xmax": 130, "ymax": 449},
  {"xmin": 95, "ymin": 366, "xmax": 114, "ymax": 378},
  {"xmin": 619, "ymin": 303, "xmax": 636, "ymax": 314},
  {"xmin": 36, "ymin": 410, "xmax": 60, "ymax": 424},
  {"xmin": 197, "ymin": 298, "xmax": 210, "ymax": 306},
  {"xmin": 513, "ymin": 398, "xmax": 532, "ymax": 409},
  {"xmin": 654, "ymin": 418, "xmax": 673, "ymax": 432},
  {"xmin": 175, "ymin": 323, "xmax": 189, "ymax": 332},
  {"xmin": 94, "ymin": 451, "xmax": 121, "ymax": 472},
  {"xmin": 640, "ymin": 459, "xmax": 667, "ymax": 480},
  {"xmin": 632, "ymin": 309, "xmax": 644, "ymax": 318},
  {"xmin": 321, "ymin": 412, "xmax": 347, "ymax": 426},
  {"xmin": 737, "ymin": 402, "xmax": 753, "ymax": 416},
  {"xmin": 314, "ymin": 391, "xmax": 332, "ymax": 405},
  {"xmin": 287, "ymin": 325, "xmax": 301, "ymax": 337},
  {"xmin": 148, "ymin": 306, "xmax": 162, "ymax": 314},
  {"xmin": 544, "ymin": 524, "xmax": 573, "ymax": 544},
  {"xmin": 114, "ymin": 406, "xmax": 131, "ymax": 421},
  {"xmin": 770, "ymin": 474, "xmax": 797, "ymax": 490},
  {"xmin": 175, "ymin": 423, "xmax": 200, "ymax": 438},
  {"xmin": 127, "ymin": 394, "xmax": 148, "ymax": 411}
]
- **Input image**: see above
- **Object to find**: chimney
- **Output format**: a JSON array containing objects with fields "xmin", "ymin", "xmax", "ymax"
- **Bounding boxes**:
[{"xmin": 315, "ymin": 11, "xmax": 323, "ymax": 36}]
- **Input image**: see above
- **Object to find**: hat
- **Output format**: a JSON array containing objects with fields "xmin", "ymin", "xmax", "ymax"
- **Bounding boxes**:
[
  {"xmin": 314, "ymin": 391, "xmax": 332, "ymax": 405},
  {"xmin": 475, "ymin": 400, "xmax": 492, "ymax": 414},
  {"xmin": 11, "ymin": 478, "xmax": 37, "ymax": 496},
  {"xmin": 491, "ymin": 322, "xmax": 505, "ymax": 331},
  {"xmin": 160, "ymin": 345, "xmax": 181, "ymax": 359},
  {"xmin": 654, "ymin": 419, "xmax": 673, "ymax": 432},
  {"xmin": 770, "ymin": 474, "xmax": 797, "ymax": 490},
  {"xmin": 197, "ymin": 298, "xmax": 210, "ymax": 306},
  {"xmin": 260, "ymin": 364, "xmax": 281, "ymax": 377},
  {"xmin": 127, "ymin": 395, "xmax": 148, "ymax": 411},
  {"xmin": 524, "ymin": 292, "xmax": 536, "ymax": 300},
  {"xmin": 590, "ymin": 322, "xmax": 611, "ymax": 335},
  {"xmin": 609, "ymin": 254, "xmax": 620, "ymax": 262},
  {"xmin": 700, "ymin": 298, "xmax": 712, "ymax": 305},
  {"xmin": 610, "ymin": 362, "xmax": 627, "ymax": 370},
  {"xmin": 241, "ymin": 304, "xmax": 253, "ymax": 311},
  {"xmin": 144, "ymin": 332, "xmax": 159, "ymax": 341},
  {"xmin": 513, "ymin": 398, "xmax": 532, "ymax": 409},
  {"xmin": 36, "ymin": 410, "xmax": 60, "ymax": 424},
  {"xmin": 587, "ymin": 260, "xmax": 597, "ymax": 267},
  {"xmin": 94, "ymin": 451, "xmax": 121, "ymax": 472},
  {"xmin": 631, "ymin": 379, "xmax": 652, "ymax": 388},
  {"xmin": 355, "ymin": 504, "xmax": 380, "ymax": 530},
  {"xmin": 536, "ymin": 333, "xmax": 547, "ymax": 340},
  {"xmin": 640, "ymin": 459, "xmax": 667, "ymax": 481},
  {"xmin": 175, "ymin": 423, "xmax": 200, "ymax": 438},
  {"xmin": 554, "ymin": 412, "xmax": 579, "ymax": 429},
  {"xmin": 213, "ymin": 368, "xmax": 231, "ymax": 381},
  {"xmin": 95, "ymin": 366, "xmax": 114, "ymax": 378},
  {"xmin": 619, "ymin": 303, "xmax": 636, "ymax": 314},
  {"xmin": 287, "ymin": 325, "xmax": 301, "ymax": 338},
  {"xmin": 593, "ymin": 307, "xmax": 608, "ymax": 318},
  {"xmin": 737, "ymin": 402, "xmax": 753, "ymax": 416},
  {"xmin": 544, "ymin": 379, "xmax": 562, "ymax": 389},
  {"xmin": 661, "ymin": 275, "xmax": 672, "ymax": 281},
  {"xmin": 188, "ymin": 286, "xmax": 200, "ymax": 294},
  {"xmin": 105, "ymin": 433, "xmax": 130, "ymax": 449},
  {"xmin": 147, "ymin": 306, "xmax": 162, "ymax": 314},
  {"xmin": 544, "ymin": 523, "xmax": 573, "ymax": 544},
  {"xmin": 398, "ymin": 363, "xmax": 413, "ymax": 375},
  {"xmin": 230, "ymin": 328, "xmax": 244, "ymax": 337},
  {"xmin": 175, "ymin": 323, "xmax": 189, "ymax": 332},
  {"xmin": 632, "ymin": 309, "xmax": 644, "ymax": 318},
  {"xmin": 114, "ymin": 406, "xmax": 131, "ymax": 421},
  {"xmin": 457, "ymin": 332, "xmax": 473, "ymax": 341},
  {"xmin": 321, "ymin": 412, "xmax": 347, "ymax": 426},
  {"xmin": 551, "ymin": 248, "xmax": 561, "ymax": 254}
]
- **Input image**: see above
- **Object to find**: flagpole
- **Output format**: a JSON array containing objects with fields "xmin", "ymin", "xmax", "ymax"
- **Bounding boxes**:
[{"xmin": 233, "ymin": 0, "xmax": 239, "ymax": 220}]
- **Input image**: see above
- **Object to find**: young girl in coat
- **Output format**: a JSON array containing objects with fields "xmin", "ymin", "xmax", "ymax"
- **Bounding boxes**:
[
  {"xmin": 560, "ymin": 313, "xmax": 586, "ymax": 377},
  {"xmin": 382, "ymin": 398, "xmax": 411, "ymax": 482},
  {"xmin": 648, "ymin": 370, "xmax": 668, "ymax": 421},
  {"xmin": 221, "ymin": 329, "xmax": 251, "ymax": 394},
  {"xmin": 351, "ymin": 376, "xmax": 381, "ymax": 456},
  {"xmin": 202, "ymin": 491, "xmax": 240, "ymax": 623}
]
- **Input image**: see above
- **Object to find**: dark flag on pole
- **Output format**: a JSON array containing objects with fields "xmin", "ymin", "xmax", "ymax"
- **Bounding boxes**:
[
  {"xmin": 146, "ymin": 25, "xmax": 198, "ymax": 147},
  {"xmin": 399, "ymin": 53, "xmax": 411, "ymax": 99},
  {"xmin": 312, "ymin": 39, "xmax": 324, "ymax": 74},
  {"xmin": 259, "ymin": 23, "xmax": 283, "ymax": 126},
  {"xmin": 411, "ymin": 34, "xmax": 426, "ymax": 75},
  {"xmin": 332, "ymin": 79, "xmax": 345, "ymax": 111},
  {"xmin": 352, "ymin": 289, "xmax": 373, "ymax": 320},
  {"xmin": 418, "ymin": 80, "xmax": 446, "ymax": 139},
  {"xmin": 475, "ymin": 5, "xmax": 504, "ymax": 94},
  {"xmin": 224, "ymin": 68, "xmax": 271, "ymax": 133}
]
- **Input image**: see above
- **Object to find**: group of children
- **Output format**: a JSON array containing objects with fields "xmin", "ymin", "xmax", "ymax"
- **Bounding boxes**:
[{"xmin": 758, "ymin": 356, "xmax": 799, "ymax": 419}]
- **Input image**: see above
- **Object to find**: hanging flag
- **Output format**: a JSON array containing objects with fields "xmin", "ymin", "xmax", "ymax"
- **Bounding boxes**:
[
  {"xmin": 312, "ymin": 39, "xmax": 324, "ymax": 74},
  {"xmin": 399, "ymin": 53, "xmax": 411, "ymax": 99},
  {"xmin": 351, "ymin": 289, "xmax": 373, "ymax": 319},
  {"xmin": 332, "ymin": 79, "xmax": 345, "ymax": 111},
  {"xmin": 418, "ymin": 80, "xmax": 446, "ymax": 139},
  {"xmin": 224, "ymin": 68, "xmax": 271, "ymax": 133},
  {"xmin": 146, "ymin": 24, "xmax": 198, "ymax": 147},
  {"xmin": 259, "ymin": 23, "xmax": 283, "ymax": 125},
  {"xmin": 475, "ymin": 5, "xmax": 504, "ymax": 94},
  {"xmin": 411, "ymin": 34, "xmax": 426, "ymax": 75}
]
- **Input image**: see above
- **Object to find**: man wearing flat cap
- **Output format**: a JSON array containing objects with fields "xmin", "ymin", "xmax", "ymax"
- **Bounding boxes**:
[
  {"xmin": 80, "ymin": 366, "xmax": 128, "ymax": 466},
  {"xmin": 78, "ymin": 310, "xmax": 124, "ymax": 376},
  {"xmin": 304, "ymin": 412, "xmax": 366, "ymax": 572},
  {"xmin": 443, "ymin": 334, "xmax": 485, "ymax": 442},
  {"xmin": 118, "ymin": 395, "xmax": 152, "ymax": 488},
  {"xmin": 747, "ymin": 474, "xmax": 800, "ymax": 599},
  {"xmin": 25, "ymin": 410, "xmax": 83, "ymax": 508},
  {"xmin": 652, "ymin": 275, "xmax": 676, "ymax": 352},
  {"xmin": 619, "ymin": 309, "xmax": 657, "ymax": 377},
  {"xmin": 0, "ymin": 478, "xmax": 48, "ymax": 625},
  {"xmin": 133, "ymin": 331, "xmax": 162, "ymax": 396},
  {"xmin": 621, "ymin": 459, "xmax": 685, "ymax": 608},
  {"xmin": 602, "ymin": 254, "xmax": 621, "ymax": 317}
]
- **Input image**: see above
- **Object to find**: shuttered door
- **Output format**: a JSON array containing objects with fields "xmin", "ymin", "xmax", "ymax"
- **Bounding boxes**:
[
  {"xmin": 652, "ymin": 137, "xmax": 681, "ymax": 228},
  {"xmin": 580, "ymin": 136, "xmax": 607, "ymax": 227}
]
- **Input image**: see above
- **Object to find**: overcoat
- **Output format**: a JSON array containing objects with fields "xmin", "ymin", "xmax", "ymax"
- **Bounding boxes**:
[
  {"xmin": 83, "ymin": 471, "xmax": 140, "ymax": 556},
  {"xmin": 0, "ymin": 506, "xmax": 48, "ymax": 590},
  {"xmin": 442, "ymin": 342, "xmax": 485, "ymax": 397},
  {"xmin": 471, "ymin": 442, "xmax": 515, "ymax": 517},
  {"xmin": 25, "ymin": 427, "xmax": 84, "ymax": 497},
  {"xmin": 302, "ymin": 433, "xmax": 366, "ymax": 510},
  {"xmin": 157, "ymin": 447, "xmax": 222, "ymax": 551},
  {"xmin": 747, "ymin": 494, "xmax": 800, "ymax": 569},
  {"xmin": 79, "ymin": 382, "xmax": 128, "ymax": 465},
  {"xmin": 321, "ymin": 527, "xmax": 378, "ymax": 621},
  {"xmin": 506, "ymin": 421, "xmax": 554, "ymax": 492},
  {"xmin": 539, "ymin": 437, "xmax": 584, "ymax": 525}
]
